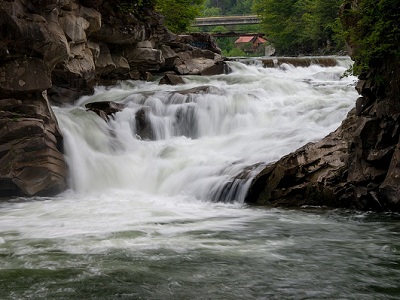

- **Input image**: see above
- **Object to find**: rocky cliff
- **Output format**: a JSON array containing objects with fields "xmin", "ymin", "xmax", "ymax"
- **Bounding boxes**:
[
  {"xmin": 245, "ymin": 1, "xmax": 400, "ymax": 211},
  {"xmin": 0, "ymin": 0, "xmax": 224, "ymax": 197}
]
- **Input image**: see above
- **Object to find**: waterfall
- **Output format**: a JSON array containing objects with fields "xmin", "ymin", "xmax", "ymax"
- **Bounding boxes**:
[
  {"xmin": 5, "ymin": 58, "xmax": 397, "ymax": 300},
  {"xmin": 54, "ymin": 57, "xmax": 357, "ymax": 203}
]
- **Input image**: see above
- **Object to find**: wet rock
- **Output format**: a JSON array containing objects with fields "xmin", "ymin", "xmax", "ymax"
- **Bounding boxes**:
[
  {"xmin": 212, "ymin": 163, "xmax": 263, "ymax": 203},
  {"xmin": 174, "ymin": 50, "xmax": 223, "ymax": 75},
  {"xmin": 159, "ymin": 73, "xmax": 185, "ymax": 85},
  {"xmin": 245, "ymin": 110, "xmax": 360, "ymax": 208},
  {"xmin": 79, "ymin": 6, "xmax": 101, "ymax": 33},
  {"xmin": 0, "ymin": 58, "xmax": 52, "ymax": 94},
  {"xmin": 160, "ymin": 45, "xmax": 178, "ymax": 71},
  {"xmin": 177, "ymin": 33, "xmax": 221, "ymax": 55},
  {"xmin": 123, "ymin": 47, "xmax": 164, "ymax": 72},
  {"xmin": 201, "ymin": 61, "xmax": 231, "ymax": 76},
  {"xmin": 0, "ymin": 94, "xmax": 67, "ymax": 197},
  {"xmin": 261, "ymin": 57, "xmax": 338, "ymax": 68},
  {"xmin": 79, "ymin": 0, "xmax": 103, "ymax": 8},
  {"xmin": 94, "ymin": 42, "xmax": 116, "ymax": 75},
  {"xmin": 355, "ymin": 96, "xmax": 373, "ymax": 115},
  {"xmin": 91, "ymin": 22, "xmax": 150, "ymax": 45},
  {"xmin": 135, "ymin": 107, "xmax": 154, "ymax": 140},
  {"xmin": 176, "ymin": 85, "xmax": 219, "ymax": 95},
  {"xmin": 58, "ymin": 15, "xmax": 90, "ymax": 43},
  {"xmin": 380, "ymin": 145, "xmax": 400, "ymax": 206},
  {"xmin": 85, "ymin": 101, "xmax": 125, "ymax": 121},
  {"xmin": 0, "ymin": 1, "xmax": 69, "ymax": 70}
]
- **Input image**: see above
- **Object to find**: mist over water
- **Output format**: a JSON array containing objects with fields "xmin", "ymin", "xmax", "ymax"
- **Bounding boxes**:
[{"xmin": 1, "ymin": 58, "xmax": 400, "ymax": 299}]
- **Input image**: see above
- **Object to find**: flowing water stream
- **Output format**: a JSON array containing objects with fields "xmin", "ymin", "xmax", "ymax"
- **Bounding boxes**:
[{"xmin": 1, "ymin": 57, "xmax": 400, "ymax": 299}]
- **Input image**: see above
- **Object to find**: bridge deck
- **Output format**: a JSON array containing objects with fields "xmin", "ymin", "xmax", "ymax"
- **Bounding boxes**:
[{"xmin": 194, "ymin": 15, "xmax": 260, "ymax": 27}]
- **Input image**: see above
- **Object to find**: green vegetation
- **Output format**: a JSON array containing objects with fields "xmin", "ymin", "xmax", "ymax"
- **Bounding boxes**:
[
  {"xmin": 202, "ymin": 0, "xmax": 254, "ymax": 16},
  {"xmin": 111, "ymin": 0, "xmax": 204, "ymax": 33},
  {"xmin": 225, "ymin": 47, "xmax": 247, "ymax": 57},
  {"xmin": 253, "ymin": 0, "xmax": 345, "ymax": 55},
  {"xmin": 341, "ymin": 0, "xmax": 400, "ymax": 75},
  {"xmin": 156, "ymin": 0, "xmax": 205, "ymax": 33},
  {"xmin": 209, "ymin": 26, "xmax": 236, "ymax": 56}
]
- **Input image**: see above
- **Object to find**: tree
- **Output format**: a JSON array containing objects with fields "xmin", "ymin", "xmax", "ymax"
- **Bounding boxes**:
[
  {"xmin": 225, "ymin": 47, "xmax": 246, "ymax": 57},
  {"xmin": 156, "ymin": 0, "xmax": 206, "ymax": 33},
  {"xmin": 230, "ymin": 0, "xmax": 253, "ymax": 15},
  {"xmin": 253, "ymin": 0, "xmax": 301, "ymax": 54},
  {"xmin": 341, "ymin": 0, "xmax": 400, "ymax": 75},
  {"xmin": 201, "ymin": 6, "xmax": 222, "ymax": 17},
  {"xmin": 253, "ymin": 0, "xmax": 344, "ymax": 55}
]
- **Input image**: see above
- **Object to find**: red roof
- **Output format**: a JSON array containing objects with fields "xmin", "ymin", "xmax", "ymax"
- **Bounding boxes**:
[
  {"xmin": 257, "ymin": 37, "xmax": 267, "ymax": 43},
  {"xmin": 234, "ymin": 36, "xmax": 267, "ymax": 44},
  {"xmin": 235, "ymin": 36, "xmax": 254, "ymax": 43}
]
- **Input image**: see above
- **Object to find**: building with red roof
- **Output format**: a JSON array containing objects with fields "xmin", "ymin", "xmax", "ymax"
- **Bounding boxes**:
[{"xmin": 234, "ymin": 35, "xmax": 267, "ymax": 54}]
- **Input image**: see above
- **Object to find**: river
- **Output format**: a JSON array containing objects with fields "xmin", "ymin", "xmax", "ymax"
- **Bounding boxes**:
[{"xmin": 1, "ymin": 57, "xmax": 400, "ymax": 299}]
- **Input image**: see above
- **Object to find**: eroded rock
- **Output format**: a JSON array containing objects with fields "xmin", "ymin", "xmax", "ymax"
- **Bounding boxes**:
[
  {"xmin": 159, "ymin": 73, "xmax": 185, "ymax": 85},
  {"xmin": 85, "ymin": 101, "xmax": 125, "ymax": 120},
  {"xmin": 0, "ymin": 58, "xmax": 52, "ymax": 94},
  {"xmin": 0, "ymin": 93, "xmax": 67, "ymax": 196},
  {"xmin": 135, "ymin": 107, "xmax": 154, "ymax": 140}
]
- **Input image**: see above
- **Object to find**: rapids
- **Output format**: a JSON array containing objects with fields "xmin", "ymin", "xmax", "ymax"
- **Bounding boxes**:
[
  {"xmin": 2, "ymin": 57, "xmax": 400, "ymax": 299},
  {"xmin": 56, "ymin": 58, "xmax": 356, "ymax": 202}
]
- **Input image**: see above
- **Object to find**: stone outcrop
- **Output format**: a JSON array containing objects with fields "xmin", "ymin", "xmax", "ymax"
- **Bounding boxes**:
[
  {"xmin": 159, "ymin": 73, "xmax": 186, "ymax": 85},
  {"xmin": 245, "ymin": 110, "xmax": 361, "ymax": 208},
  {"xmin": 246, "ymin": 3, "xmax": 400, "ymax": 211},
  {"xmin": 85, "ymin": 101, "xmax": 125, "ymax": 121},
  {"xmin": 0, "ymin": 0, "xmax": 223, "ymax": 197},
  {"xmin": 0, "ymin": 58, "xmax": 67, "ymax": 196},
  {"xmin": 1, "ymin": 0, "xmax": 224, "ymax": 105}
]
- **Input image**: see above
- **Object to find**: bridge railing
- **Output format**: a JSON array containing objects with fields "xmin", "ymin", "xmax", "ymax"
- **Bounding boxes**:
[{"xmin": 193, "ymin": 15, "xmax": 260, "ymax": 27}]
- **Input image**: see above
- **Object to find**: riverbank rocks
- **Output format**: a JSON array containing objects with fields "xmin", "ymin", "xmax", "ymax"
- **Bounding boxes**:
[{"xmin": 1, "ymin": 0, "xmax": 223, "ymax": 105}]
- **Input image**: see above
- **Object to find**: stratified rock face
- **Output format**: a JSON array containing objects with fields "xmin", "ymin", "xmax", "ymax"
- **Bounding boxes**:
[
  {"xmin": 347, "ymin": 56, "xmax": 400, "ymax": 210},
  {"xmin": 1, "ymin": 0, "xmax": 224, "ymax": 104},
  {"xmin": 246, "ymin": 2, "xmax": 400, "ymax": 211},
  {"xmin": 0, "ymin": 58, "xmax": 67, "ymax": 197}
]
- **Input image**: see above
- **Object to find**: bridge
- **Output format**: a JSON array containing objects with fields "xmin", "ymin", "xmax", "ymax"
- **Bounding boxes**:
[
  {"xmin": 193, "ymin": 15, "xmax": 260, "ymax": 27},
  {"xmin": 211, "ymin": 32, "xmax": 265, "ymax": 38}
]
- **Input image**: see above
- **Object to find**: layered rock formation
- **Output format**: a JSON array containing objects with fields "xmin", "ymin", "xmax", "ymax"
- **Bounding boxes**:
[
  {"xmin": 0, "ymin": 58, "xmax": 67, "ymax": 196},
  {"xmin": 246, "ymin": 3, "xmax": 400, "ymax": 211},
  {"xmin": 0, "ymin": 0, "xmax": 224, "ymax": 197}
]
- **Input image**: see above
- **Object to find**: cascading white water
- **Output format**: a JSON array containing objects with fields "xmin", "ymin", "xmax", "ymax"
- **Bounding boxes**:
[
  {"xmin": 4, "ymin": 58, "xmax": 400, "ymax": 299},
  {"xmin": 54, "ymin": 58, "xmax": 357, "ymax": 203}
]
